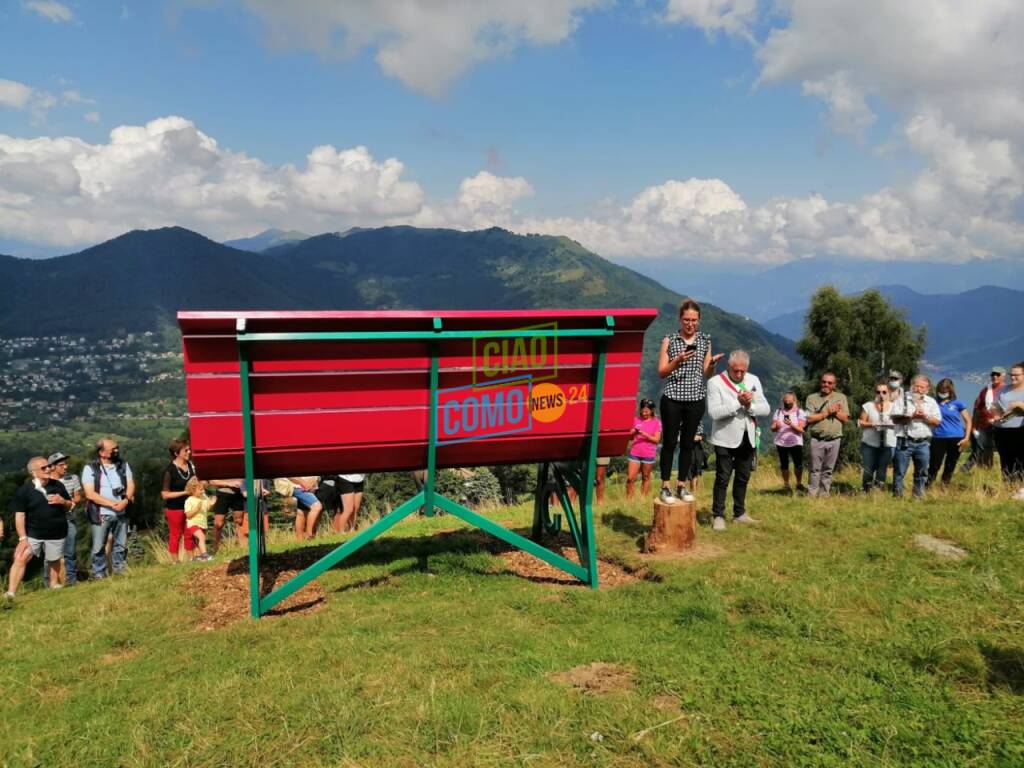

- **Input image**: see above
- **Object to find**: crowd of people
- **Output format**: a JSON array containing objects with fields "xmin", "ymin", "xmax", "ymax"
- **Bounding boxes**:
[
  {"xmin": 641, "ymin": 300, "xmax": 1024, "ymax": 528},
  {"xmin": 2, "ymin": 436, "xmax": 371, "ymax": 607},
  {"xmin": 4, "ymin": 299, "xmax": 1022, "ymax": 604}
]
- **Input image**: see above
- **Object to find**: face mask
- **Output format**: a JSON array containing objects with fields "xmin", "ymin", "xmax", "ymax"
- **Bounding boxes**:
[
  {"xmin": 783, "ymin": 401, "xmax": 794, "ymax": 409},
  {"xmin": 888, "ymin": 380, "xmax": 900, "ymax": 389},
  {"xmin": 937, "ymin": 391, "xmax": 951, "ymax": 400},
  {"xmin": 110, "ymin": 449, "xmax": 120, "ymax": 461}
]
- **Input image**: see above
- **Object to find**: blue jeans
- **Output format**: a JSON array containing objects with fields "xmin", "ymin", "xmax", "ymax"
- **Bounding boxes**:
[
  {"xmin": 861, "ymin": 443, "xmax": 893, "ymax": 491},
  {"xmin": 64, "ymin": 518, "xmax": 78, "ymax": 584},
  {"xmin": 893, "ymin": 438, "xmax": 930, "ymax": 497},
  {"xmin": 91, "ymin": 514, "xmax": 128, "ymax": 577}
]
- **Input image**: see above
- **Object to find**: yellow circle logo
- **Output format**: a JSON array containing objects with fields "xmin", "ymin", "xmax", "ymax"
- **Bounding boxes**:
[{"xmin": 531, "ymin": 382, "xmax": 567, "ymax": 423}]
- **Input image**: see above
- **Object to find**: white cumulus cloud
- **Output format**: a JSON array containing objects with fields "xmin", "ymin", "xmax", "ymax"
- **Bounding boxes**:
[
  {"xmin": 0, "ymin": 116, "xmax": 434, "ymax": 247},
  {"xmin": 23, "ymin": 0, "xmax": 74, "ymax": 23},
  {"xmin": 0, "ymin": 79, "xmax": 34, "ymax": 109},
  {"xmin": 662, "ymin": 0, "xmax": 757, "ymax": 37},
  {"xmin": 236, "ymin": 0, "xmax": 602, "ymax": 97}
]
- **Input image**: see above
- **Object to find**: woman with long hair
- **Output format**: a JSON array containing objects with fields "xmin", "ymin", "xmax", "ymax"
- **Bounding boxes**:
[
  {"xmin": 656, "ymin": 299, "xmax": 722, "ymax": 504},
  {"xmin": 160, "ymin": 438, "xmax": 196, "ymax": 563}
]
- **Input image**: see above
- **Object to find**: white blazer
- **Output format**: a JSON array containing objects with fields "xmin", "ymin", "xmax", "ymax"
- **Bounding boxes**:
[{"xmin": 707, "ymin": 371, "xmax": 771, "ymax": 448}]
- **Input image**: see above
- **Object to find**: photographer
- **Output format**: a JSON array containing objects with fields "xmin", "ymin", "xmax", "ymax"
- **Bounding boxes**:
[
  {"xmin": 656, "ymin": 298, "xmax": 724, "ymax": 505},
  {"xmin": 82, "ymin": 438, "xmax": 135, "ymax": 579},
  {"xmin": 770, "ymin": 391, "xmax": 807, "ymax": 493}
]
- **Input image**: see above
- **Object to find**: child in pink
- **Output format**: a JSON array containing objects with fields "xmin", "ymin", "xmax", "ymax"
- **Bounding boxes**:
[{"xmin": 627, "ymin": 399, "xmax": 662, "ymax": 499}]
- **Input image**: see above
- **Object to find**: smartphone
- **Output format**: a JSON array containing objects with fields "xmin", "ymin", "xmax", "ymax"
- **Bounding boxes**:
[{"xmin": 685, "ymin": 343, "xmax": 697, "ymax": 352}]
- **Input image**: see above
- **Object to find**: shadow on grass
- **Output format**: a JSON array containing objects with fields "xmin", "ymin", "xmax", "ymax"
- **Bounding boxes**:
[
  {"xmin": 224, "ymin": 527, "xmax": 599, "ymax": 590},
  {"xmin": 600, "ymin": 512, "xmax": 648, "ymax": 539}
]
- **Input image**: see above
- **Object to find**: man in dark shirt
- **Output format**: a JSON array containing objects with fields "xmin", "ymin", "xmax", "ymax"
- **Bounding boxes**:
[{"xmin": 3, "ymin": 456, "xmax": 72, "ymax": 607}]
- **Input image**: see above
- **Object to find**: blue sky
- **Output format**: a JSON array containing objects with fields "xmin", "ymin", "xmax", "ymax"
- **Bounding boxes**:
[{"xmin": 0, "ymin": 1, "xmax": 1020, "ymax": 264}]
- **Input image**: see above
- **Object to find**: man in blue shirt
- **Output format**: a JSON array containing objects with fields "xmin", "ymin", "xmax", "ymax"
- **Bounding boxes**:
[{"xmin": 82, "ymin": 438, "xmax": 135, "ymax": 578}]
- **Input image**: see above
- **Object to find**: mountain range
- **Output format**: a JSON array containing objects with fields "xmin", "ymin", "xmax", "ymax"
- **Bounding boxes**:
[
  {"xmin": 763, "ymin": 285, "xmax": 1024, "ymax": 375},
  {"xmin": 0, "ymin": 226, "xmax": 803, "ymax": 400},
  {"xmin": 623, "ymin": 255, "xmax": 1024, "ymax": 323}
]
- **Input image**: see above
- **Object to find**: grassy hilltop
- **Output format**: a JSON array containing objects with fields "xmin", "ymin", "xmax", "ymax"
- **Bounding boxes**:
[{"xmin": 2, "ymin": 467, "xmax": 1022, "ymax": 767}]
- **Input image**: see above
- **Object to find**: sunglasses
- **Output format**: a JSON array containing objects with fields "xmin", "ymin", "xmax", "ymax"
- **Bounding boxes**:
[{"xmin": 875, "ymin": 390, "xmax": 887, "ymax": 395}]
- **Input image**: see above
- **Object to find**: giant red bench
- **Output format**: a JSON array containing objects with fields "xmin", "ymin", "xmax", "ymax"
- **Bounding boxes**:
[{"xmin": 178, "ymin": 309, "xmax": 657, "ymax": 617}]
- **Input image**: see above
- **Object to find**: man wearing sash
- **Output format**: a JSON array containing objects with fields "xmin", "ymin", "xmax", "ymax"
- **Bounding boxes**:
[{"xmin": 706, "ymin": 350, "xmax": 770, "ymax": 530}]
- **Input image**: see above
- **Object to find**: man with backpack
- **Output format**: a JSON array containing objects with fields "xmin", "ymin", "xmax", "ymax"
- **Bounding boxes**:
[{"xmin": 82, "ymin": 438, "xmax": 135, "ymax": 579}]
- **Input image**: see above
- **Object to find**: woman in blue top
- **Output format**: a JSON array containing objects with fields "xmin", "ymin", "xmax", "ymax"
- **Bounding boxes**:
[{"xmin": 928, "ymin": 378, "xmax": 972, "ymax": 486}]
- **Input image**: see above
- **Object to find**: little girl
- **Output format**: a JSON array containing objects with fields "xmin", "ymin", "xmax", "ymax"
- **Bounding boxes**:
[{"xmin": 183, "ymin": 476, "xmax": 214, "ymax": 562}]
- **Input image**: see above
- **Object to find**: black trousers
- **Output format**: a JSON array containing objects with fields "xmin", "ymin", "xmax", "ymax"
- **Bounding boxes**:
[
  {"xmin": 995, "ymin": 426, "xmax": 1024, "ymax": 482},
  {"xmin": 659, "ymin": 396, "xmax": 706, "ymax": 482},
  {"xmin": 928, "ymin": 437, "xmax": 962, "ymax": 484},
  {"xmin": 713, "ymin": 433, "xmax": 755, "ymax": 519}
]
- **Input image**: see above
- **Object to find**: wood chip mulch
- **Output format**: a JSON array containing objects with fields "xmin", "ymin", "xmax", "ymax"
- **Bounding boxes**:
[
  {"xmin": 185, "ymin": 557, "xmax": 326, "ymax": 631},
  {"xmin": 496, "ymin": 538, "xmax": 647, "ymax": 588}
]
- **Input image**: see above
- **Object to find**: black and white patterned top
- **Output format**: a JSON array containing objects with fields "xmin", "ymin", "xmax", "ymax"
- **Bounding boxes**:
[{"xmin": 662, "ymin": 331, "xmax": 711, "ymax": 402}]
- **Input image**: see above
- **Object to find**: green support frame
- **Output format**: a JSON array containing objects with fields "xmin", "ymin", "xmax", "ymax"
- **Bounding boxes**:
[{"xmin": 236, "ymin": 316, "xmax": 614, "ymax": 618}]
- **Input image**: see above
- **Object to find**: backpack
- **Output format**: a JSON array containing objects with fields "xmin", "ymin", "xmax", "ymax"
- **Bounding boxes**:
[{"xmin": 85, "ymin": 459, "xmax": 130, "ymax": 524}]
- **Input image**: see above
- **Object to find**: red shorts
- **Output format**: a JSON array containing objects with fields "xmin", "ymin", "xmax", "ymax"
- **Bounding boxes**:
[{"xmin": 186, "ymin": 525, "xmax": 206, "ymax": 539}]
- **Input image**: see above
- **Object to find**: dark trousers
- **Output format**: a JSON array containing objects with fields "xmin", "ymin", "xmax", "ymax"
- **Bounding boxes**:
[
  {"xmin": 713, "ymin": 434, "xmax": 755, "ymax": 519},
  {"xmin": 995, "ymin": 426, "xmax": 1024, "ymax": 482},
  {"xmin": 659, "ymin": 396, "xmax": 705, "ymax": 483},
  {"xmin": 928, "ymin": 437, "xmax": 962, "ymax": 484}
]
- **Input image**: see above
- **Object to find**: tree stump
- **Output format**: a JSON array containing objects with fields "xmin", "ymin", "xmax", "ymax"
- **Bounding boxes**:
[{"xmin": 644, "ymin": 500, "xmax": 696, "ymax": 553}]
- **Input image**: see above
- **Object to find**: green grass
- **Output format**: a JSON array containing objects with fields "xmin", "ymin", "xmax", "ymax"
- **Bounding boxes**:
[{"xmin": 2, "ymin": 467, "xmax": 1023, "ymax": 768}]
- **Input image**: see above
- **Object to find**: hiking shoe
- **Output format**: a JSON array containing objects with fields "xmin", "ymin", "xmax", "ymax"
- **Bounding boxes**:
[
  {"xmin": 678, "ymin": 488, "xmax": 695, "ymax": 503},
  {"xmin": 658, "ymin": 487, "xmax": 679, "ymax": 505},
  {"xmin": 2, "ymin": 593, "xmax": 13, "ymax": 610},
  {"xmin": 198, "ymin": 553, "xmax": 213, "ymax": 561},
  {"xmin": 733, "ymin": 513, "xmax": 759, "ymax": 525},
  {"xmin": 712, "ymin": 517, "xmax": 726, "ymax": 531},
  {"xmin": 796, "ymin": 484, "xmax": 807, "ymax": 493},
  {"xmin": 1013, "ymin": 487, "xmax": 1024, "ymax": 501}
]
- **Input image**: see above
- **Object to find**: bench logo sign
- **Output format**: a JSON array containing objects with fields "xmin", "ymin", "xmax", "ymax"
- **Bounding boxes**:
[
  {"xmin": 437, "ymin": 376, "xmax": 533, "ymax": 446},
  {"xmin": 472, "ymin": 322, "xmax": 557, "ymax": 389}
]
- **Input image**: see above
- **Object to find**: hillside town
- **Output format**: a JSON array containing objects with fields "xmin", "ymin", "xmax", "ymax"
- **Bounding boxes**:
[{"xmin": 0, "ymin": 332, "xmax": 185, "ymax": 429}]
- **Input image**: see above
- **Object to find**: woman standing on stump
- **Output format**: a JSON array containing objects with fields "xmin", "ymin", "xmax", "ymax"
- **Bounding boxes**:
[{"xmin": 657, "ymin": 299, "xmax": 722, "ymax": 504}]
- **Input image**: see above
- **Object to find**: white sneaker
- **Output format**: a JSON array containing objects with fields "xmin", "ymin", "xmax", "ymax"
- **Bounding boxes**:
[
  {"xmin": 658, "ymin": 487, "xmax": 679, "ymax": 505},
  {"xmin": 1013, "ymin": 487, "xmax": 1024, "ymax": 501},
  {"xmin": 733, "ymin": 513, "xmax": 759, "ymax": 525},
  {"xmin": 712, "ymin": 517, "xmax": 726, "ymax": 531},
  {"xmin": 678, "ymin": 489, "xmax": 695, "ymax": 503}
]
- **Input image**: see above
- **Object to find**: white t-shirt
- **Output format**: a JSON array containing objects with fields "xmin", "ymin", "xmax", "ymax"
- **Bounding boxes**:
[{"xmin": 860, "ymin": 401, "xmax": 896, "ymax": 448}]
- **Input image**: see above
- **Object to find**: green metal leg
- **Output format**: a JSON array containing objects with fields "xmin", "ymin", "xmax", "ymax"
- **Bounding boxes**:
[
  {"xmin": 237, "ymin": 337, "xmax": 262, "ymax": 619},
  {"xmin": 436, "ymin": 495, "xmax": 589, "ymax": 582},
  {"xmin": 259, "ymin": 492, "xmax": 425, "ymax": 613}
]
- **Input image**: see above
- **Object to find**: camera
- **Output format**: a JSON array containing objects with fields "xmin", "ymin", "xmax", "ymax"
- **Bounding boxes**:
[{"xmin": 114, "ymin": 488, "xmax": 127, "ymax": 500}]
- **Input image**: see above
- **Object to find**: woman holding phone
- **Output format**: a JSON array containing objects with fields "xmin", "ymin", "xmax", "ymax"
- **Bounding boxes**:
[
  {"xmin": 656, "ymin": 298, "xmax": 723, "ymax": 504},
  {"xmin": 771, "ymin": 391, "xmax": 807, "ymax": 492},
  {"xmin": 626, "ymin": 399, "xmax": 661, "ymax": 499}
]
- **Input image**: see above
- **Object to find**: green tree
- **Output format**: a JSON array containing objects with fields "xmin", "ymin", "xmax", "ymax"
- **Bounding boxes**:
[{"xmin": 796, "ymin": 286, "xmax": 926, "ymax": 463}]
